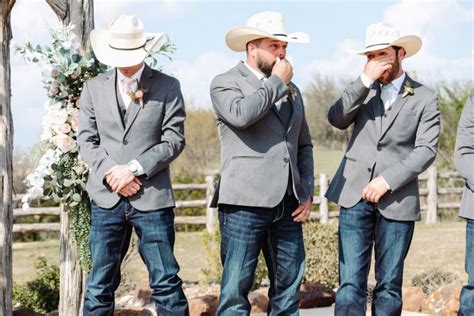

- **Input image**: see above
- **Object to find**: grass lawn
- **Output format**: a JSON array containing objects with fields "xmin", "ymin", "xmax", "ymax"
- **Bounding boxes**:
[
  {"xmin": 13, "ymin": 221, "xmax": 467, "ymax": 287},
  {"xmin": 314, "ymin": 146, "xmax": 344, "ymax": 177}
]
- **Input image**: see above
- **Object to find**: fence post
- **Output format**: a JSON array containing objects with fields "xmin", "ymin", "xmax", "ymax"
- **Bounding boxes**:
[
  {"xmin": 205, "ymin": 175, "xmax": 216, "ymax": 233},
  {"xmin": 319, "ymin": 173, "xmax": 329, "ymax": 224},
  {"xmin": 426, "ymin": 165, "xmax": 438, "ymax": 224}
]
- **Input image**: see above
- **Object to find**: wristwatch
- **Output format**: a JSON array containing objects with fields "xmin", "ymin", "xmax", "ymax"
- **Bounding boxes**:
[{"xmin": 127, "ymin": 161, "xmax": 139, "ymax": 176}]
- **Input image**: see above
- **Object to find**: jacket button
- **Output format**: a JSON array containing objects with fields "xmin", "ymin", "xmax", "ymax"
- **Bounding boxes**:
[
  {"xmin": 377, "ymin": 146, "xmax": 382, "ymax": 151},
  {"xmin": 367, "ymin": 168, "xmax": 372, "ymax": 172},
  {"xmin": 283, "ymin": 157, "xmax": 289, "ymax": 163},
  {"xmin": 123, "ymin": 140, "xmax": 128, "ymax": 145}
]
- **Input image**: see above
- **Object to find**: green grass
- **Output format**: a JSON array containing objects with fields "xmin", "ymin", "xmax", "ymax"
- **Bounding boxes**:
[
  {"xmin": 314, "ymin": 146, "xmax": 344, "ymax": 177},
  {"xmin": 13, "ymin": 221, "xmax": 467, "ymax": 287}
]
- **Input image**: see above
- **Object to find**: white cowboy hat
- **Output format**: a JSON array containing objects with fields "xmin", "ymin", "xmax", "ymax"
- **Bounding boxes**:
[
  {"xmin": 354, "ymin": 22, "xmax": 422, "ymax": 58},
  {"xmin": 225, "ymin": 11, "xmax": 310, "ymax": 52},
  {"xmin": 90, "ymin": 15, "xmax": 166, "ymax": 67}
]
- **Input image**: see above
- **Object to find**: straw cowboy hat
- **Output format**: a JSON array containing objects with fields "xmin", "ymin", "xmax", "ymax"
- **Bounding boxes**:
[
  {"xmin": 90, "ymin": 15, "xmax": 166, "ymax": 67},
  {"xmin": 355, "ymin": 22, "xmax": 422, "ymax": 58},
  {"xmin": 225, "ymin": 11, "xmax": 310, "ymax": 52}
]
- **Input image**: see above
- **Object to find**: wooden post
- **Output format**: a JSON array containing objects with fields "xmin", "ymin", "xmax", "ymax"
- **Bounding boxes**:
[
  {"xmin": 0, "ymin": 1, "xmax": 15, "ymax": 314},
  {"xmin": 319, "ymin": 173, "xmax": 329, "ymax": 224},
  {"xmin": 205, "ymin": 175, "xmax": 216, "ymax": 233},
  {"xmin": 426, "ymin": 165, "xmax": 438, "ymax": 224}
]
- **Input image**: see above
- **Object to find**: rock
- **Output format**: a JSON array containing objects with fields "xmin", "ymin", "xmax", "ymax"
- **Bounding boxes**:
[
  {"xmin": 113, "ymin": 308, "xmax": 153, "ymax": 316},
  {"xmin": 402, "ymin": 287, "xmax": 427, "ymax": 312},
  {"xmin": 299, "ymin": 283, "xmax": 335, "ymax": 308},
  {"xmin": 249, "ymin": 287, "xmax": 269, "ymax": 313},
  {"xmin": 45, "ymin": 311, "xmax": 58, "ymax": 316},
  {"xmin": 189, "ymin": 294, "xmax": 218, "ymax": 316},
  {"xmin": 133, "ymin": 280, "xmax": 152, "ymax": 305},
  {"xmin": 421, "ymin": 280, "xmax": 462, "ymax": 315},
  {"xmin": 13, "ymin": 307, "xmax": 43, "ymax": 316}
]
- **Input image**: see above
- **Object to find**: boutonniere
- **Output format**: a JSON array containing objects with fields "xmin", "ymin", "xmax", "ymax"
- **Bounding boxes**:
[
  {"xmin": 128, "ymin": 79, "xmax": 147, "ymax": 108},
  {"xmin": 288, "ymin": 84, "xmax": 297, "ymax": 102},
  {"xmin": 402, "ymin": 81, "xmax": 414, "ymax": 98}
]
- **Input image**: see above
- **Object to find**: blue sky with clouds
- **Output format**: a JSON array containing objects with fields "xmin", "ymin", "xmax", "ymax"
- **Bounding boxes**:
[{"xmin": 11, "ymin": 0, "xmax": 473, "ymax": 149}]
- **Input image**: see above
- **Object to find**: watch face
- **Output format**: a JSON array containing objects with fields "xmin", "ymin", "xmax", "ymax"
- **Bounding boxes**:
[{"xmin": 128, "ymin": 164, "xmax": 137, "ymax": 173}]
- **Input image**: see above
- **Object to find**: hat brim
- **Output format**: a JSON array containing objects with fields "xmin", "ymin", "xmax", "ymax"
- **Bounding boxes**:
[
  {"xmin": 354, "ymin": 35, "xmax": 422, "ymax": 58},
  {"xmin": 225, "ymin": 26, "xmax": 309, "ymax": 52},
  {"xmin": 90, "ymin": 29, "xmax": 166, "ymax": 67}
]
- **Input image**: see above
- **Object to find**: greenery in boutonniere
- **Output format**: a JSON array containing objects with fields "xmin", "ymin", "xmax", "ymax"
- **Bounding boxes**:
[
  {"xmin": 288, "ymin": 83, "xmax": 297, "ymax": 102},
  {"xmin": 402, "ymin": 81, "xmax": 415, "ymax": 98},
  {"xmin": 128, "ymin": 79, "xmax": 147, "ymax": 108}
]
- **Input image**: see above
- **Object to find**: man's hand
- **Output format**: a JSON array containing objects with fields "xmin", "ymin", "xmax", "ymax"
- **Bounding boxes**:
[
  {"xmin": 105, "ymin": 165, "xmax": 139, "ymax": 193},
  {"xmin": 272, "ymin": 57, "xmax": 293, "ymax": 84},
  {"xmin": 118, "ymin": 178, "xmax": 143, "ymax": 197},
  {"xmin": 362, "ymin": 176, "xmax": 390, "ymax": 203},
  {"xmin": 363, "ymin": 55, "xmax": 393, "ymax": 81},
  {"xmin": 291, "ymin": 197, "xmax": 313, "ymax": 222}
]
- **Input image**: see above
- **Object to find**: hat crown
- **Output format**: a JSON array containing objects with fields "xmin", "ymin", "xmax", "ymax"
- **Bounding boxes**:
[
  {"xmin": 365, "ymin": 22, "xmax": 400, "ymax": 48},
  {"xmin": 108, "ymin": 15, "xmax": 146, "ymax": 49},
  {"xmin": 247, "ymin": 11, "xmax": 288, "ymax": 35}
]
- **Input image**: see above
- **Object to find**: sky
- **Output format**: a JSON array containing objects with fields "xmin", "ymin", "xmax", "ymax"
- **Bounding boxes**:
[{"xmin": 10, "ymin": 0, "xmax": 473, "ymax": 149}]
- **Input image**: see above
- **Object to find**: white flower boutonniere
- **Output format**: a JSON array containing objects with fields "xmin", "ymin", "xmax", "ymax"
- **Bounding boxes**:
[{"xmin": 402, "ymin": 81, "xmax": 414, "ymax": 98}]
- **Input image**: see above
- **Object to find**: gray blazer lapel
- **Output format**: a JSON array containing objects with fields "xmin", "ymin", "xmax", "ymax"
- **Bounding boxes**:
[
  {"xmin": 286, "ymin": 98, "xmax": 298, "ymax": 133},
  {"xmin": 380, "ymin": 76, "xmax": 413, "ymax": 138},
  {"xmin": 104, "ymin": 69, "xmax": 125, "ymax": 132},
  {"xmin": 124, "ymin": 65, "xmax": 155, "ymax": 136}
]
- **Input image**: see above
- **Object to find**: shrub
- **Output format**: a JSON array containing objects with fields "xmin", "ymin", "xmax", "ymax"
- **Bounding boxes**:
[
  {"xmin": 411, "ymin": 268, "xmax": 460, "ymax": 294},
  {"xmin": 303, "ymin": 222, "xmax": 339, "ymax": 289},
  {"xmin": 13, "ymin": 256, "xmax": 60, "ymax": 313}
]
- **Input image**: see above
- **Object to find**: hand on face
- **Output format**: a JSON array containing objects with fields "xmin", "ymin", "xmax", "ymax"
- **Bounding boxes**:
[
  {"xmin": 363, "ymin": 55, "xmax": 394, "ymax": 81},
  {"xmin": 272, "ymin": 57, "xmax": 293, "ymax": 84},
  {"xmin": 105, "ymin": 165, "xmax": 142, "ymax": 195}
]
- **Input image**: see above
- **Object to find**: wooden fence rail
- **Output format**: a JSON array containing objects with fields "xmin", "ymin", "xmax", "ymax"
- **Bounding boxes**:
[{"xmin": 12, "ymin": 166, "xmax": 464, "ymax": 234}]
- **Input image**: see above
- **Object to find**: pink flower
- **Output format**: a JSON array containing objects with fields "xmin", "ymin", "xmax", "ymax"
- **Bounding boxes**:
[
  {"xmin": 70, "ymin": 110, "xmax": 80, "ymax": 132},
  {"xmin": 49, "ymin": 109, "xmax": 69, "ymax": 125},
  {"xmin": 70, "ymin": 71, "xmax": 79, "ymax": 79},
  {"xmin": 51, "ymin": 68, "xmax": 60, "ymax": 78},
  {"xmin": 49, "ymin": 86, "xmax": 59, "ymax": 96},
  {"xmin": 53, "ymin": 134, "xmax": 75, "ymax": 153},
  {"xmin": 53, "ymin": 123, "xmax": 71, "ymax": 135}
]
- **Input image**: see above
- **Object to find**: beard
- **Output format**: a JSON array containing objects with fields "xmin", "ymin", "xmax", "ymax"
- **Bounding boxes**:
[
  {"xmin": 256, "ymin": 54, "xmax": 275, "ymax": 78},
  {"xmin": 379, "ymin": 54, "xmax": 401, "ymax": 85}
]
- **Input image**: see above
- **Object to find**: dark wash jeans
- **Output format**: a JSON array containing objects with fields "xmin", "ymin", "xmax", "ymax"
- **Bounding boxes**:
[
  {"xmin": 335, "ymin": 200, "xmax": 414, "ymax": 316},
  {"xmin": 459, "ymin": 218, "xmax": 474, "ymax": 315},
  {"xmin": 83, "ymin": 199, "xmax": 189, "ymax": 316},
  {"xmin": 217, "ymin": 194, "xmax": 305, "ymax": 316}
]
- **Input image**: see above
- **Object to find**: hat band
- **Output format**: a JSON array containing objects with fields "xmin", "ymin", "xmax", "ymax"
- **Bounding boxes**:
[
  {"xmin": 273, "ymin": 33, "xmax": 287, "ymax": 37},
  {"xmin": 108, "ymin": 37, "xmax": 155, "ymax": 51},
  {"xmin": 366, "ymin": 42, "xmax": 390, "ymax": 49}
]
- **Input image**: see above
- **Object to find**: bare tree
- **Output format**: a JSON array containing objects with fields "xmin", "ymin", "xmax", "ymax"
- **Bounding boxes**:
[
  {"xmin": 45, "ymin": 1, "xmax": 94, "ymax": 315},
  {"xmin": 0, "ymin": 1, "xmax": 16, "ymax": 314}
]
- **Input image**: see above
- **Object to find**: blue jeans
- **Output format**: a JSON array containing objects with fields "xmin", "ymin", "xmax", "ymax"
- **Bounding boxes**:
[
  {"xmin": 83, "ymin": 199, "xmax": 189, "ymax": 316},
  {"xmin": 217, "ymin": 194, "xmax": 305, "ymax": 316},
  {"xmin": 335, "ymin": 200, "xmax": 414, "ymax": 316},
  {"xmin": 460, "ymin": 218, "xmax": 474, "ymax": 315}
]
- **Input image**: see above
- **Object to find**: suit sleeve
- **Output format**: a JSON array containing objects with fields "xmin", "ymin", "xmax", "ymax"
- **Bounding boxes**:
[
  {"xmin": 135, "ymin": 79, "xmax": 186, "ymax": 178},
  {"xmin": 381, "ymin": 93, "xmax": 440, "ymax": 191},
  {"xmin": 455, "ymin": 95, "xmax": 474, "ymax": 188},
  {"xmin": 296, "ymin": 89, "xmax": 315, "ymax": 201},
  {"xmin": 77, "ymin": 81, "xmax": 118, "ymax": 179},
  {"xmin": 327, "ymin": 77, "xmax": 371, "ymax": 130},
  {"xmin": 210, "ymin": 74, "xmax": 289, "ymax": 129}
]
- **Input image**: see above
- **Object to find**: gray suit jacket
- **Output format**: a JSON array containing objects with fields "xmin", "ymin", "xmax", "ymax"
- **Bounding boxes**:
[
  {"xmin": 77, "ymin": 65, "xmax": 186, "ymax": 210},
  {"xmin": 210, "ymin": 62, "xmax": 314, "ymax": 207},
  {"xmin": 455, "ymin": 95, "xmax": 474, "ymax": 219},
  {"xmin": 325, "ymin": 75, "xmax": 440, "ymax": 221}
]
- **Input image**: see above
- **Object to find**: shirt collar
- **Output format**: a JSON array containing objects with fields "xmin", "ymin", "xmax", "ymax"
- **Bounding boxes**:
[
  {"xmin": 117, "ymin": 63, "xmax": 146, "ymax": 83},
  {"xmin": 385, "ymin": 72, "xmax": 406, "ymax": 92},
  {"xmin": 244, "ymin": 62, "xmax": 266, "ymax": 81}
]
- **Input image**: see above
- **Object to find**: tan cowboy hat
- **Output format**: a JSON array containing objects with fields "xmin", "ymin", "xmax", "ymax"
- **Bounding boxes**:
[
  {"xmin": 90, "ymin": 15, "xmax": 166, "ymax": 67},
  {"xmin": 225, "ymin": 11, "xmax": 310, "ymax": 52},
  {"xmin": 355, "ymin": 22, "xmax": 422, "ymax": 58}
]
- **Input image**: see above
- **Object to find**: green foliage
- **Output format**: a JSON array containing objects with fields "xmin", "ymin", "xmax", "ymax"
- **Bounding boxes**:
[
  {"xmin": 302, "ymin": 222, "xmax": 339, "ymax": 289},
  {"xmin": 411, "ymin": 268, "xmax": 460, "ymax": 294},
  {"xmin": 13, "ymin": 256, "xmax": 60, "ymax": 313}
]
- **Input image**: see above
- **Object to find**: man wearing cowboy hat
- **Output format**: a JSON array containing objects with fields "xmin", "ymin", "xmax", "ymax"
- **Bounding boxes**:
[
  {"xmin": 325, "ymin": 22, "xmax": 440, "ymax": 314},
  {"xmin": 77, "ymin": 15, "xmax": 188, "ymax": 315},
  {"xmin": 455, "ymin": 94, "xmax": 474, "ymax": 315},
  {"xmin": 209, "ymin": 11, "xmax": 314, "ymax": 315}
]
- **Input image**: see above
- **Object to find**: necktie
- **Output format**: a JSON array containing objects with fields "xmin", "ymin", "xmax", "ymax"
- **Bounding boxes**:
[
  {"xmin": 380, "ymin": 83, "xmax": 393, "ymax": 110},
  {"xmin": 120, "ymin": 77, "xmax": 136, "ymax": 108}
]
